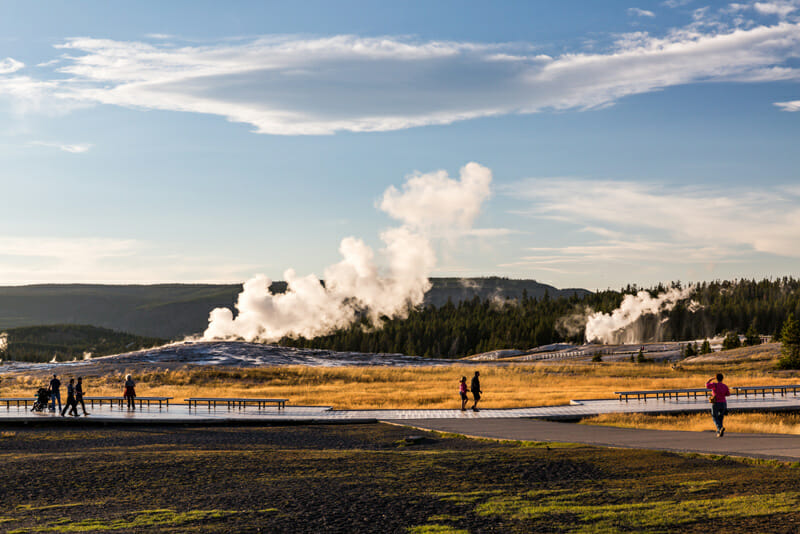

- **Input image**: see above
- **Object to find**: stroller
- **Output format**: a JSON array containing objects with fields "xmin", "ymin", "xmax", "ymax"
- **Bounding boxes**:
[{"xmin": 32, "ymin": 387, "xmax": 51, "ymax": 412}]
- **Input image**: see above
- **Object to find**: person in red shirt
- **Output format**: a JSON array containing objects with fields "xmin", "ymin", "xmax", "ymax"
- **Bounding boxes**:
[
  {"xmin": 459, "ymin": 376, "xmax": 468, "ymax": 411},
  {"xmin": 706, "ymin": 373, "xmax": 730, "ymax": 437}
]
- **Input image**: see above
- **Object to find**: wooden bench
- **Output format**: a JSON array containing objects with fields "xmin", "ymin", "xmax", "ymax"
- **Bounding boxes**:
[
  {"xmin": 0, "ymin": 397, "xmax": 36, "ymax": 408},
  {"xmin": 733, "ymin": 385, "xmax": 800, "ymax": 398},
  {"xmin": 184, "ymin": 397, "xmax": 287, "ymax": 410},
  {"xmin": 614, "ymin": 389, "xmax": 710, "ymax": 402},
  {"xmin": 83, "ymin": 396, "xmax": 173, "ymax": 408}
]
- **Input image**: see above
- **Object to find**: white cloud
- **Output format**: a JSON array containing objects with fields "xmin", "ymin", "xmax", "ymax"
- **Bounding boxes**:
[
  {"xmin": 30, "ymin": 141, "xmax": 93, "ymax": 153},
  {"xmin": 509, "ymin": 178, "xmax": 800, "ymax": 260},
  {"xmin": 775, "ymin": 99, "xmax": 800, "ymax": 110},
  {"xmin": 628, "ymin": 8, "xmax": 656, "ymax": 18},
  {"xmin": 0, "ymin": 10, "xmax": 799, "ymax": 134},
  {"xmin": 380, "ymin": 162, "xmax": 492, "ymax": 233},
  {"xmin": 753, "ymin": 1, "xmax": 800, "ymax": 18},
  {"xmin": 0, "ymin": 236, "xmax": 258, "ymax": 284},
  {"xmin": 663, "ymin": 0, "xmax": 694, "ymax": 7},
  {"xmin": 0, "ymin": 57, "xmax": 24, "ymax": 74}
]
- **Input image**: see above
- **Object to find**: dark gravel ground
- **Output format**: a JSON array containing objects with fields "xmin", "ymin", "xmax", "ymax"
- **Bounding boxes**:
[{"xmin": 1, "ymin": 423, "xmax": 800, "ymax": 533}]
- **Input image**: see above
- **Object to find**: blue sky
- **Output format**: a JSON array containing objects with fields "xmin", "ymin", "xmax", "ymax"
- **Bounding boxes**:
[{"xmin": 1, "ymin": 0, "xmax": 800, "ymax": 290}]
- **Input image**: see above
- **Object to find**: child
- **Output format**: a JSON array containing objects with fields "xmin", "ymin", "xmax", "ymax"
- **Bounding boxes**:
[{"xmin": 459, "ymin": 376, "xmax": 468, "ymax": 411}]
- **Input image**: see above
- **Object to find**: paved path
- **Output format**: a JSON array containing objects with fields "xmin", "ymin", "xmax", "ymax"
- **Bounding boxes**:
[
  {"xmin": 3, "ymin": 395, "xmax": 800, "ymax": 461},
  {"xmin": 4, "ymin": 393, "xmax": 800, "ymax": 422},
  {"xmin": 390, "ymin": 418, "xmax": 800, "ymax": 462}
]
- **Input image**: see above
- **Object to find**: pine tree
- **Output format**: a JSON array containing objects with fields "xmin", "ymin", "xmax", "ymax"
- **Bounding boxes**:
[
  {"xmin": 700, "ymin": 339, "xmax": 712, "ymax": 354},
  {"xmin": 778, "ymin": 313, "xmax": 800, "ymax": 369},
  {"xmin": 744, "ymin": 319, "xmax": 761, "ymax": 346},
  {"xmin": 722, "ymin": 332, "xmax": 741, "ymax": 351}
]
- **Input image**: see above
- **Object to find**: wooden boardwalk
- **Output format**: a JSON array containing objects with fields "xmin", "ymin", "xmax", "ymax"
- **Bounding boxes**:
[{"xmin": 2, "ymin": 392, "xmax": 800, "ymax": 423}]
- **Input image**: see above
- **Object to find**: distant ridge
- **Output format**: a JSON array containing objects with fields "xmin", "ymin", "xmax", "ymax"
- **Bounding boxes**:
[{"xmin": 0, "ymin": 278, "xmax": 590, "ymax": 339}]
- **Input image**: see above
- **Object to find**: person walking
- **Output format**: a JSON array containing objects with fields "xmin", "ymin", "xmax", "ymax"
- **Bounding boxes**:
[
  {"xmin": 75, "ymin": 377, "xmax": 89, "ymax": 416},
  {"xmin": 459, "ymin": 376, "xmax": 468, "ymax": 411},
  {"xmin": 61, "ymin": 378, "xmax": 79, "ymax": 417},
  {"xmin": 470, "ymin": 371, "xmax": 482, "ymax": 412},
  {"xmin": 123, "ymin": 374, "xmax": 136, "ymax": 410},
  {"xmin": 706, "ymin": 373, "xmax": 730, "ymax": 437},
  {"xmin": 48, "ymin": 374, "xmax": 62, "ymax": 413}
]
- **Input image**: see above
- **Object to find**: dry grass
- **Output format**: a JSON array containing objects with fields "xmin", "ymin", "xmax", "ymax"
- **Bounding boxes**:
[
  {"xmin": 583, "ymin": 411, "xmax": 800, "ymax": 435},
  {"xmin": 2, "ymin": 343, "xmax": 797, "ymax": 411}
]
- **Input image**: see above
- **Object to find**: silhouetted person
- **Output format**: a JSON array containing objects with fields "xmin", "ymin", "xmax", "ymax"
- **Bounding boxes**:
[
  {"xmin": 61, "ymin": 378, "xmax": 78, "ymax": 417},
  {"xmin": 706, "ymin": 373, "xmax": 730, "ymax": 437},
  {"xmin": 459, "ymin": 376, "xmax": 468, "ymax": 411},
  {"xmin": 49, "ymin": 374, "xmax": 61, "ymax": 413},
  {"xmin": 123, "ymin": 374, "xmax": 136, "ymax": 410},
  {"xmin": 75, "ymin": 377, "xmax": 89, "ymax": 416},
  {"xmin": 470, "ymin": 371, "xmax": 482, "ymax": 412}
]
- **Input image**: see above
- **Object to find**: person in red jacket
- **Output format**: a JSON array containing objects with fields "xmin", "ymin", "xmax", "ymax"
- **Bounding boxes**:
[
  {"xmin": 459, "ymin": 376, "xmax": 468, "ymax": 411},
  {"xmin": 706, "ymin": 373, "xmax": 730, "ymax": 437}
]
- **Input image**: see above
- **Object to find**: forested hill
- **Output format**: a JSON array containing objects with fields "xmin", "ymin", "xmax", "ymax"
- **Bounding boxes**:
[
  {"xmin": 1, "ymin": 325, "xmax": 166, "ymax": 363},
  {"xmin": 0, "ymin": 278, "xmax": 587, "ymax": 339},
  {"xmin": 281, "ymin": 278, "xmax": 800, "ymax": 358}
]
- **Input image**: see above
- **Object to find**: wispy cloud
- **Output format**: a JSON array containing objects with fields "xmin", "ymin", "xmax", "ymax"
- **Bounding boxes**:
[
  {"xmin": 30, "ymin": 141, "xmax": 93, "ymax": 153},
  {"xmin": 628, "ymin": 8, "xmax": 656, "ymax": 18},
  {"xmin": 508, "ymin": 178, "xmax": 800, "ymax": 265},
  {"xmin": 752, "ymin": 1, "xmax": 800, "ymax": 18},
  {"xmin": 0, "ymin": 6, "xmax": 799, "ymax": 134},
  {"xmin": 0, "ymin": 57, "xmax": 24, "ymax": 74},
  {"xmin": 0, "ymin": 236, "xmax": 257, "ymax": 284},
  {"xmin": 775, "ymin": 99, "xmax": 800, "ymax": 110}
]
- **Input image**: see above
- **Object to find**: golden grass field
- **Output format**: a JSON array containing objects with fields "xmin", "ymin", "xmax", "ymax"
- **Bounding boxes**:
[{"xmin": 2, "ymin": 343, "xmax": 799, "ymax": 433}]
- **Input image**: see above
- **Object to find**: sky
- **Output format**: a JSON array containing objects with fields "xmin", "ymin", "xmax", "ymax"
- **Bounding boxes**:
[{"xmin": 1, "ymin": 0, "xmax": 800, "ymax": 291}]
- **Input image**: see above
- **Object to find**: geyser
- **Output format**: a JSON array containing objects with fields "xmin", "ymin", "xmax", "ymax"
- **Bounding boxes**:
[
  {"xmin": 203, "ymin": 162, "xmax": 492, "ymax": 342},
  {"xmin": 583, "ymin": 287, "xmax": 695, "ymax": 344}
]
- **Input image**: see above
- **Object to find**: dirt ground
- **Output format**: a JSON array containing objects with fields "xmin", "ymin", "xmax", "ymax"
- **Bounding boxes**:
[{"xmin": 2, "ymin": 423, "xmax": 800, "ymax": 533}]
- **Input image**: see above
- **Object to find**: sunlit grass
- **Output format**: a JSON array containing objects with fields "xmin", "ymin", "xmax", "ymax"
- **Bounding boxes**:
[
  {"xmin": 583, "ymin": 411, "xmax": 800, "ymax": 434},
  {"xmin": 2, "ymin": 344, "xmax": 797, "ymax": 412}
]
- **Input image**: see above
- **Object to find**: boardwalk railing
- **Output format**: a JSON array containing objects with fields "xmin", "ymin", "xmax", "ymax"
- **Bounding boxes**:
[
  {"xmin": 615, "ymin": 385, "xmax": 800, "ymax": 402},
  {"xmin": 733, "ymin": 385, "xmax": 800, "ymax": 398},
  {"xmin": 1, "ymin": 398, "xmax": 37, "ymax": 408},
  {"xmin": 84, "ymin": 396, "xmax": 173, "ymax": 408},
  {"xmin": 184, "ymin": 397, "xmax": 287, "ymax": 410},
  {"xmin": 614, "ymin": 389, "xmax": 709, "ymax": 402},
  {"xmin": 0, "ymin": 397, "xmax": 173, "ymax": 409}
]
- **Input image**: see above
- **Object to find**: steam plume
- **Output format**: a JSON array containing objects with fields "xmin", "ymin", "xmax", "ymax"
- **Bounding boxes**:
[
  {"xmin": 203, "ymin": 163, "xmax": 492, "ymax": 342},
  {"xmin": 584, "ymin": 287, "xmax": 695, "ymax": 344}
]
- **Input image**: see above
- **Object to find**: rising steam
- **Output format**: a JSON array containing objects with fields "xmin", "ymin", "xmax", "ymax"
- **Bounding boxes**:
[
  {"xmin": 203, "ymin": 162, "xmax": 492, "ymax": 342},
  {"xmin": 583, "ymin": 287, "xmax": 695, "ymax": 344}
]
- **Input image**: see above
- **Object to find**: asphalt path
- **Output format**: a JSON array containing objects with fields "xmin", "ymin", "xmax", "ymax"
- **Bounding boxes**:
[{"xmin": 390, "ymin": 417, "xmax": 800, "ymax": 462}]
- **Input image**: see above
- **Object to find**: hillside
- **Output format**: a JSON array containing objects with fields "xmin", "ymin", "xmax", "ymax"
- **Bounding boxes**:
[
  {"xmin": 0, "ymin": 278, "xmax": 588, "ymax": 340},
  {"xmin": 0, "ymin": 324, "xmax": 166, "ymax": 363}
]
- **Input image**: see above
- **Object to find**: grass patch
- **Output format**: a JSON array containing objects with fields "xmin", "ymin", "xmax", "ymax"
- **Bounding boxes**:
[
  {"xmin": 3, "ymin": 344, "xmax": 794, "ymax": 410},
  {"xmin": 583, "ymin": 411, "xmax": 800, "ymax": 434},
  {"xmin": 473, "ymin": 489, "xmax": 800, "ymax": 532},
  {"xmin": 9, "ymin": 509, "xmax": 240, "ymax": 533},
  {"xmin": 3, "ymin": 424, "xmax": 800, "ymax": 532},
  {"xmin": 408, "ymin": 525, "xmax": 470, "ymax": 534}
]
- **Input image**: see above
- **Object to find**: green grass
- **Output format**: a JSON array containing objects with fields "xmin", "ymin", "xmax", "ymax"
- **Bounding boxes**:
[
  {"xmin": 6, "ymin": 509, "xmax": 250, "ymax": 533},
  {"xmin": 4, "ymin": 425, "xmax": 800, "ymax": 532},
  {"xmin": 470, "ymin": 488, "xmax": 800, "ymax": 533}
]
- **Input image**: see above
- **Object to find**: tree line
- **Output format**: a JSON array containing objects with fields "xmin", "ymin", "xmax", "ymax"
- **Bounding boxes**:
[
  {"xmin": 279, "ymin": 278, "xmax": 800, "ymax": 358},
  {"xmin": 0, "ymin": 325, "xmax": 165, "ymax": 363}
]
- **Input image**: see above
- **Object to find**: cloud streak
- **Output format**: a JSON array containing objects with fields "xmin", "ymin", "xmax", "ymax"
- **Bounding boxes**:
[
  {"xmin": 628, "ymin": 8, "xmax": 656, "ymax": 18},
  {"xmin": 30, "ymin": 141, "xmax": 93, "ymax": 153},
  {"xmin": 0, "ymin": 58, "xmax": 24, "ymax": 74},
  {"xmin": 507, "ymin": 178, "xmax": 800, "ymax": 272},
  {"xmin": 0, "ymin": 5, "xmax": 798, "ymax": 134}
]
